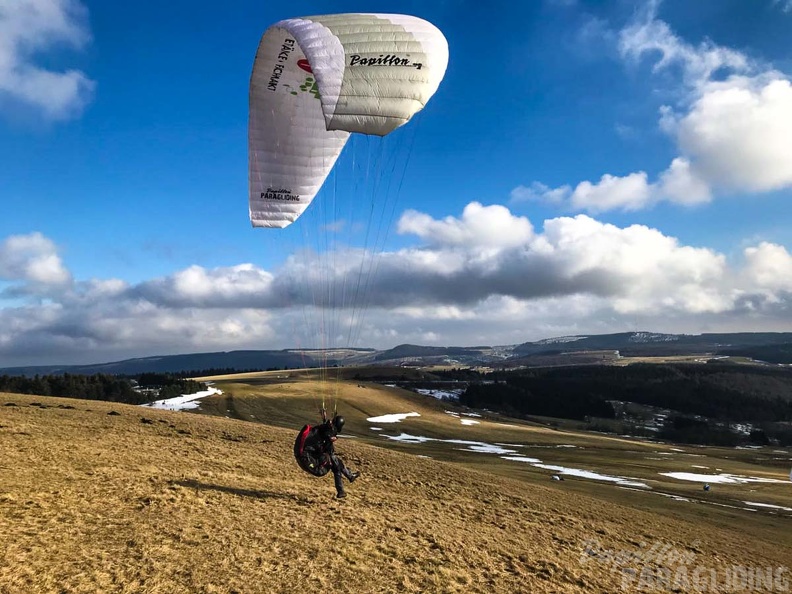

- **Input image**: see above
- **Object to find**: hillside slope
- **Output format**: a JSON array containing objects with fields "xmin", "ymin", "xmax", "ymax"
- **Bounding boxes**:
[{"xmin": 1, "ymin": 392, "xmax": 789, "ymax": 593}]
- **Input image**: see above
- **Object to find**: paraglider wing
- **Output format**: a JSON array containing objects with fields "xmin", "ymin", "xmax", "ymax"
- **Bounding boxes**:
[{"xmin": 248, "ymin": 13, "xmax": 449, "ymax": 228}]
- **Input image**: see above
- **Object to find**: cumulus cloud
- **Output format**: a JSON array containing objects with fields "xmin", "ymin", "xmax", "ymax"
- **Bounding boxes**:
[
  {"xmin": 0, "ymin": 0, "xmax": 95, "ymax": 120},
  {"xmin": 4, "ymin": 207, "xmax": 792, "ymax": 365},
  {"xmin": 518, "ymin": 2, "xmax": 792, "ymax": 212},
  {"xmin": 670, "ymin": 77, "xmax": 792, "ymax": 193},
  {"xmin": 743, "ymin": 242, "xmax": 792, "ymax": 291},
  {"xmin": 655, "ymin": 157, "xmax": 712, "ymax": 205},
  {"xmin": 398, "ymin": 202, "xmax": 534, "ymax": 249},
  {"xmin": 135, "ymin": 264, "xmax": 276, "ymax": 308},
  {"xmin": 569, "ymin": 172, "xmax": 653, "ymax": 212},
  {"xmin": 0, "ymin": 232, "xmax": 72, "ymax": 288},
  {"xmin": 515, "ymin": 163, "xmax": 710, "ymax": 212}
]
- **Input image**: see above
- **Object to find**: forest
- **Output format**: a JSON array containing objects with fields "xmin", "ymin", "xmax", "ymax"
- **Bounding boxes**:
[
  {"xmin": 0, "ymin": 373, "xmax": 206, "ymax": 405},
  {"xmin": 442, "ymin": 362, "xmax": 792, "ymax": 446}
]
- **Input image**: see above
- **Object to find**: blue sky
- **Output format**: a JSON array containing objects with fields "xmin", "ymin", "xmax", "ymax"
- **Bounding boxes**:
[{"xmin": 2, "ymin": 0, "xmax": 792, "ymax": 366}]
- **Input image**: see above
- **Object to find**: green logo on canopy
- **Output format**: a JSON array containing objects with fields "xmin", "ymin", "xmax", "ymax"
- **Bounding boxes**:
[{"xmin": 285, "ymin": 76, "xmax": 321, "ymax": 99}]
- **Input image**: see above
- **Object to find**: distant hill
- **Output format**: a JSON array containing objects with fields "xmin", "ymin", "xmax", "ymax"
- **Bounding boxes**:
[
  {"xmin": 0, "ymin": 349, "xmax": 373, "ymax": 377},
  {"xmin": 717, "ymin": 343, "xmax": 792, "ymax": 364},
  {"xmin": 4, "ymin": 331, "xmax": 792, "ymax": 376},
  {"xmin": 513, "ymin": 331, "xmax": 792, "ymax": 356},
  {"xmin": 373, "ymin": 344, "xmax": 494, "ymax": 364}
]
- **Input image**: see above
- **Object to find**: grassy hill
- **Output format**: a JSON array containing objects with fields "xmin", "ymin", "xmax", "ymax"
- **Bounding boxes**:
[{"xmin": 1, "ymin": 373, "xmax": 791, "ymax": 593}]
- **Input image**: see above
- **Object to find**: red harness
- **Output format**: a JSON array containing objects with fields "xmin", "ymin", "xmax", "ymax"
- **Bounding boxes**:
[{"xmin": 294, "ymin": 424, "xmax": 331, "ymax": 477}]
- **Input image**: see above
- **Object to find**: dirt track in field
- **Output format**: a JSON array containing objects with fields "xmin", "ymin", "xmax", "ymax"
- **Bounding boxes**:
[{"xmin": 1, "ymin": 391, "xmax": 790, "ymax": 593}]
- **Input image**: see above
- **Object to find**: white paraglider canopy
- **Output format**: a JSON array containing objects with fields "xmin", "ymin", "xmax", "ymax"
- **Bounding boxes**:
[{"xmin": 248, "ymin": 13, "xmax": 449, "ymax": 228}]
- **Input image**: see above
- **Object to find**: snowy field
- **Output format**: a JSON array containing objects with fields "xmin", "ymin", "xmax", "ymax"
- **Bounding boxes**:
[{"xmin": 140, "ymin": 387, "xmax": 222, "ymax": 411}]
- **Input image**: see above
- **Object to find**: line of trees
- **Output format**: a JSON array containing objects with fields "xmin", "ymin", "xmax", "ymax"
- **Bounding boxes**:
[
  {"xmin": 461, "ymin": 379, "xmax": 615, "ymax": 420},
  {"xmin": 455, "ymin": 363, "xmax": 792, "ymax": 422},
  {"xmin": 0, "ymin": 373, "xmax": 207, "ymax": 405},
  {"xmin": 453, "ymin": 363, "xmax": 792, "ymax": 445},
  {"xmin": 0, "ymin": 373, "xmax": 144, "ymax": 404}
]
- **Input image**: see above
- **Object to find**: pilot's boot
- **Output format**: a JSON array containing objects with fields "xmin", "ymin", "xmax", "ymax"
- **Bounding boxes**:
[{"xmin": 334, "ymin": 471, "xmax": 346, "ymax": 498}]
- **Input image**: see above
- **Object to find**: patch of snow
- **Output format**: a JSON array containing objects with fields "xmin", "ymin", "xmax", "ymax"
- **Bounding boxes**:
[
  {"xmin": 380, "ymin": 433, "xmax": 518, "ymax": 455},
  {"xmin": 382, "ymin": 433, "xmax": 432, "ymax": 444},
  {"xmin": 701, "ymin": 501, "xmax": 757, "ymax": 512},
  {"xmin": 369, "ymin": 427, "xmax": 383, "ymax": 431},
  {"xmin": 532, "ymin": 464, "xmax": 649, "ymax": 488},
  {"xmin": 660, "ymin": 472, "xmax": 787, "ymax": 484},
  {"xmin": 416, "ymin": 389, "xmax": 462, "ymax": 401},
  {"xmin": 731, "ymin": 424, "xmax": 754, "ymax": 437},
  {"xmin": 620, "ymin": 487, "xmax": 690, "ymax": 502},
  {"xmin": 453, "ymin": 442, "xmax": 516, "ymax": 454},
  {"xmin": 656, "ymin": 492, "xmax": 692, "ymax": 503},
  {"xmin": 629, "ymin": 332, "xmax": 679, "ymax": 343},
  {"xmin": 634, "ymin": 490, "xmax": 691, "ymax": 502},
  {"xmin": 743, "ymin": 502, "xmax": 792, "ymax": 512},
  {"xmin": 520, "ymin": 444, "xmax": 584, "ymax": 450},
  {"xmin": 141, "ymin": 387, "xmax": 222, "ymax": 411},
  {"xmin": 444, "ymin": 411, "xmax": 481, "ymax": 425},
  {"xmin": 536, "ymin": 335, "xmax": 587, "ymax": 345},
  {"xmin": 500, "ymin": 456, "xmax": 543, "ymax": 464},
  {"xmin": 366, "ymin": 412, "xmax": 420, "ymax": 423},
  {"xmin": 691, "ymin": 465, "xmax": 709, "ymax": 469}
]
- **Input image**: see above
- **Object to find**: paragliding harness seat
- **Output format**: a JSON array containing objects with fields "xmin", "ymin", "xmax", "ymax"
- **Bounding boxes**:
[{"xmin": 294, "ymin": 424, "xmax": 332, "ymax": 477}]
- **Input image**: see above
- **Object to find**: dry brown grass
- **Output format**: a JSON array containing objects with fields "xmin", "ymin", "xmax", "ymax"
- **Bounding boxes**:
[{"xmin": 1, "ymin": 390, "xmax": 790, "ymax": 593}]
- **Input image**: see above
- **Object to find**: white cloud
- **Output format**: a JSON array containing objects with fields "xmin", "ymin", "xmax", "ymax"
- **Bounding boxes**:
[
  {"xmin": 139, "ymin": 264, "xmax": 275, "ymax": 308},
  {"xmin": 656, "ymin": 157, "xmax": 711, "ymax": 205},
  {"xmin": 0, "ymin": 232, "xmax": 71, "ymax": 286},
  {"xmin": 0, "ymin": 0, "xmax": 95, "ymax": 120},
  {"xmin": 398, "ymin": 202, "xmax": 534, "ymax": 249},
  {"xmin": 671, "ymin": 77, "xmax": 792, "ymax": 193},
  {"xmin": 538, "ymin": 214, "xmax": 730, "ymax": 313},
  {"xmin": 4, "ymin": 213, "xmax": 792, "ymax": 365},
  {"xmin": 743, "ymin": 242, "xmax": 792, "ymax": 291},
  {"xmin": 518, "ymin": 4, "xmax": 792, "ymax": 212},
  {"xmin": 618, "ymin": 2, "xmax": 750, "ymax": 89},
  {"xmin": 569, "ymin": 172, "xmax": 653, "ymax": 212},
  {"xmin": 519, "ymin": 159, "xmax": 712, "ymax": 212}
]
